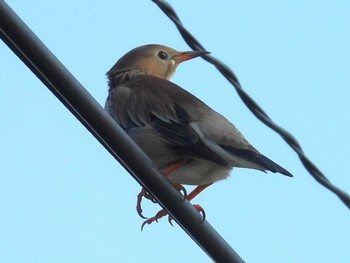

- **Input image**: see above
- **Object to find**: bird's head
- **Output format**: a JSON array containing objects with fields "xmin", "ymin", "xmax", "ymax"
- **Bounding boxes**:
[{"xmin": 107, "ymin": 44, "xmax": 209, "ymax": 81}]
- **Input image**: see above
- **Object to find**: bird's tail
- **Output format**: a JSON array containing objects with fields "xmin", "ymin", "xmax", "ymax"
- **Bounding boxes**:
[
  {"xmin": 221, "ymin": 146, "xmax": 293, "ymax": 177},
  {"xmin": 251, "ymin": 152, "xmax": 292, "ymax": 177}
]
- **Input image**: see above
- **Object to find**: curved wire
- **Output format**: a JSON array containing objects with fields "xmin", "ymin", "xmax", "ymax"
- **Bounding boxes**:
[{"xmin": 152, "ymin": 0, "xmax": 350, "ymax": 209}]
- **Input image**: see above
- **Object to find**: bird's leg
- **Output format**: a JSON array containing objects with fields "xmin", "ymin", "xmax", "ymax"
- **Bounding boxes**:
[
  {"xmin": 163, "ymin": 159, "xmax": 189, "ymax": 176},
  {"xmin": 164, "ymin": 160, "xmax": 189, "ymax": 201},
  {"xmin": 136, "ymin": 160, "xmax": 189, "ymax": 220},
  {"xmin": 186, "ymin": 183, "xmax": 212, "ymax": 201},
  {"xmin": 141, "ymin": 181, "xmax": 213, "ymax": 230}
]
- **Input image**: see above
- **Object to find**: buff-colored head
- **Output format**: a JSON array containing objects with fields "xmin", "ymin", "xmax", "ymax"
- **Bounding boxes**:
[{"xmin": 107, "ymin": 44, "xmax": 209, "ymax": 80}]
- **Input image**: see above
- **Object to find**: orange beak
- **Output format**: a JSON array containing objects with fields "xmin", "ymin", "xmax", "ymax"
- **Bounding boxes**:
[{"xmin": 174, "ymin": 50, "xmax": 210, "ymax": 63}]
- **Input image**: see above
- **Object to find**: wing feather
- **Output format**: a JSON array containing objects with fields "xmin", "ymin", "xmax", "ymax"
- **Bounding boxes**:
[{"xmin": 106, "ymin": 74, "xmax": 291, "ymax": 176}]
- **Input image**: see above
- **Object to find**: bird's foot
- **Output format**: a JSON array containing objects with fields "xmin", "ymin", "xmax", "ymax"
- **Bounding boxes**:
[
  {"xmin": 141, "ymin": 204, "xmax": 205, "ymax": 230},
  {"xmin": 138, "ymin": 184, "xmax": 210, "ymax": 229},
  {"xmin": 141, "ymin": 209, "xmax": 169, "ymax": 231},
  {"xmin": 136, "ymin": 188, "xmax": 157, "ymax": 219},
  {"xmin": 136, "ymin": 184, "xmax": 187, "ymax": 219}
]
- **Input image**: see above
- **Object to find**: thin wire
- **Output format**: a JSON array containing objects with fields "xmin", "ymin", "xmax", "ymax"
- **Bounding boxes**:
[{"xmin": 152, "ymin": 0, "xmax": 350, "ymax": 209}]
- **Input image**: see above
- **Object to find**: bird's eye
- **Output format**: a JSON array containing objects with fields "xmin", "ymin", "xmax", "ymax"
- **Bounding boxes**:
[{"xmin": 157, "ymin": 51, "xmax": 168, "ymax": 60}]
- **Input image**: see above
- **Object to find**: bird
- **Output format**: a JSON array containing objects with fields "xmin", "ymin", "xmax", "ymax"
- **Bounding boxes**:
[{"xmin": 105, "ymin": 44, "xmax": 292, "ymax": 229}]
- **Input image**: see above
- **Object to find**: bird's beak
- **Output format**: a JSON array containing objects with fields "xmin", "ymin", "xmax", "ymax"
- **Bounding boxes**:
[{"xmin": 174, "ymin": 50, "xmax": 210, "ymax": 63}]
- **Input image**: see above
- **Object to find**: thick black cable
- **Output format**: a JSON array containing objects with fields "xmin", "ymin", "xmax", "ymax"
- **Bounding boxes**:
[
  {"xmin": 0, "ymin": 1, "xmax": 245, "ymax": 262},
  {"xmin": 152, "ymin": 0, "xmax": 350, "ymax": 209}
]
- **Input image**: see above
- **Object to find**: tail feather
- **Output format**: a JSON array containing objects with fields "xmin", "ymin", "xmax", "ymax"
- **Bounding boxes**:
[{"xmin": 221, "ymin": 146, "xmax": 293, "ymax": 177}]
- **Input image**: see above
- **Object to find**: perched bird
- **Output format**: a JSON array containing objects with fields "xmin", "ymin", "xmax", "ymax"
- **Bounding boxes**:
[{"xmin": 105, "ymin": 44, "xmax": 292, "ymax": 228}]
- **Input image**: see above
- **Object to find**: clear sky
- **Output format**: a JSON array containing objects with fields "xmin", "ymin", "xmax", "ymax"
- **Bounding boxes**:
[{"xmin": 1, "ymin": 1, "xmax": 350, "ymax": 262}]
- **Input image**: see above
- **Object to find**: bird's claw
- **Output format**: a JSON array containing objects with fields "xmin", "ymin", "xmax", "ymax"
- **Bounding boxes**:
[
  {"xmin": 136, "ymin": 188, "xmax": 157, "ymax": 219},
  {"xmin": 168, "ymin": 215, "xmax": 174, "ymax": 226},
  {"xmin": 193, "ymin": 204, "xmax": 206, "ymax": 223},
  {"xmin": 176, "ymin": 184, "xmax": 187, "ymax": 201},
  {"xmin": 141, "ymin": 209, "xmax": 169, "ymax": 231},
  {"xmin": 141, "ymin": 204, "xmax": 205, "ymax": 230},
  {"xmin": 136, "ymin": 185, "xmax": 186, "ymax": 219}
]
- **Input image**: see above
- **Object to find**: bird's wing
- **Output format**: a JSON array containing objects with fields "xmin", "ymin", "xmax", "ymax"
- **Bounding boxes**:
[
  {"xmin": 107, "ymin": 75, "xmax": 249, "ymax": 146},
  {"xmin": 106, "ymin": 75, "xmax": 291, "ymax": 176},
  {"xmin": 106, "ymin": 75, "xmax": 228, "ymax": 165}
]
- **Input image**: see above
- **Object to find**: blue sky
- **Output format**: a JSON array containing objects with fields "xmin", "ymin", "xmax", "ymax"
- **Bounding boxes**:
[{"xmin": 1, "ymin": 1, "xmax": 350, "ymax": 262}]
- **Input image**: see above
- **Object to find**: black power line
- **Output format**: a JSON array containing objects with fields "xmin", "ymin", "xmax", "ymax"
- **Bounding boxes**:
[
  {"xmin": 0, "ymin": 1, "xmax": 244, "ymax": 262},
  {"xmin": 152, "ymin": 0, "xmax": 350, "ymax": 210}
]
